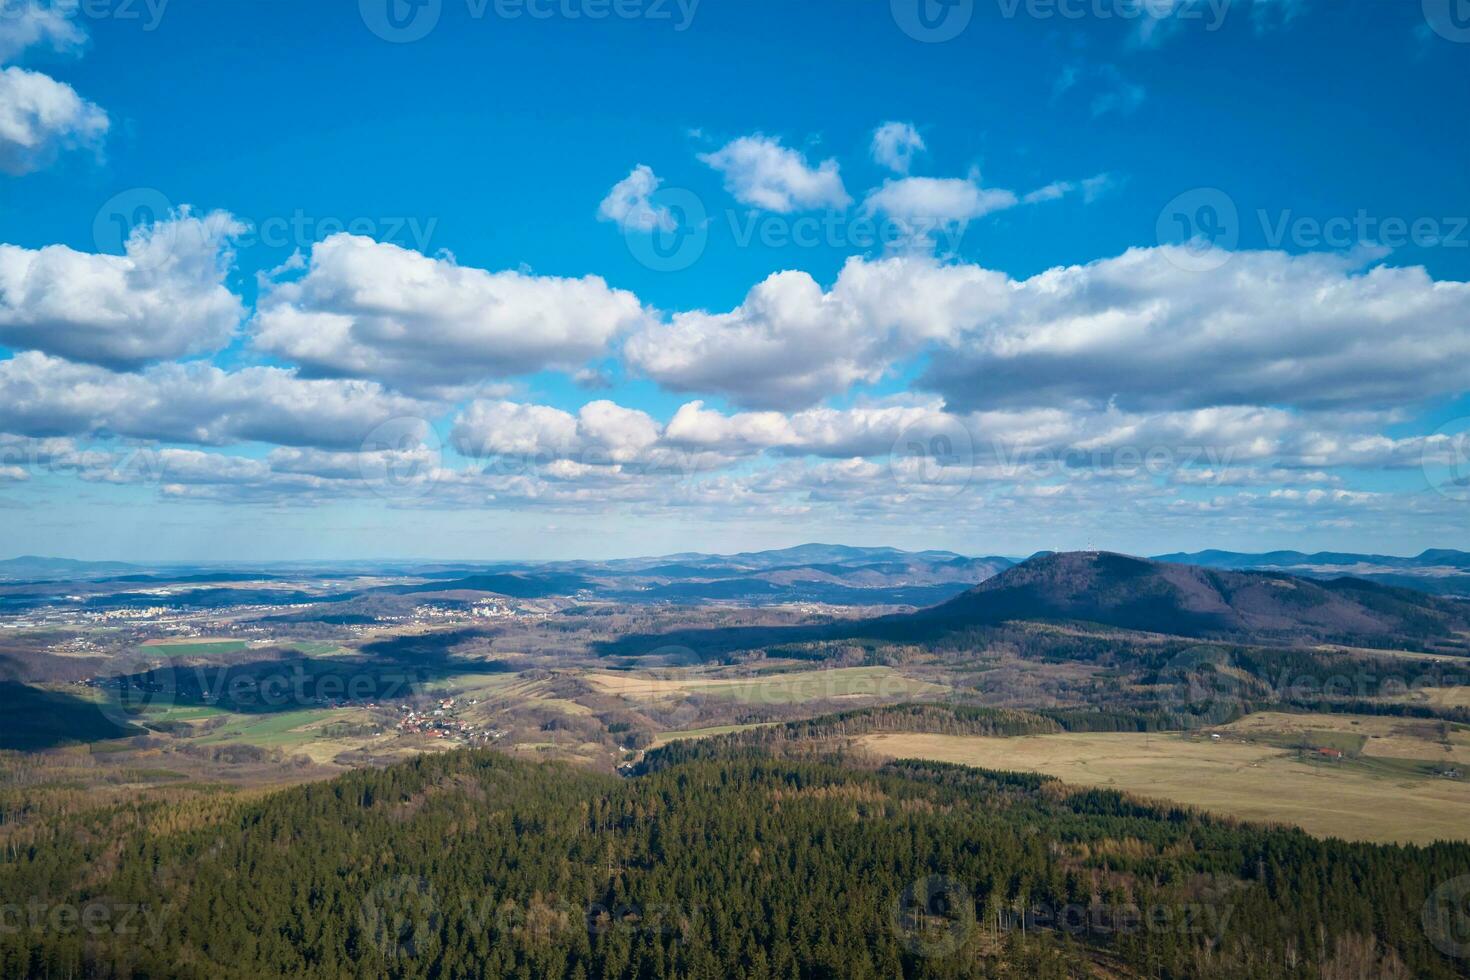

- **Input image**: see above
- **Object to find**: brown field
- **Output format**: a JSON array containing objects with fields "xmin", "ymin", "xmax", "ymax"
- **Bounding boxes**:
[
  {"xmin": 857, "ymin": 727, "xmax": 1470, "ymax": 845},
  {"xmin": 587, "ymin": 665, "xmax": 943, "ymax": 705}
]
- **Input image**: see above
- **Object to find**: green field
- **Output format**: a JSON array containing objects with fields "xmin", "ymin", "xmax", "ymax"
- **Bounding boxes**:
[
  {"xmin": 142, "ymin": 703, "xmax": 231, "ymax": 722},
  {"xmin": 284, "ymin": 641, "xmax": 351, "ymax": 657},
  {"xmin": 196, "ymin": 709, "xmax": 342, "ymax": 748},
  {"xmin": 651, "ymin": 721, "xmax": 779, "ymax": 746}
]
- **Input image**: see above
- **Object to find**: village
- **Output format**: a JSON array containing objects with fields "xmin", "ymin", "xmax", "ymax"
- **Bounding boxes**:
[{"xmin": 394, "ymin": 696, "xmax": 508, "ymax": 745}]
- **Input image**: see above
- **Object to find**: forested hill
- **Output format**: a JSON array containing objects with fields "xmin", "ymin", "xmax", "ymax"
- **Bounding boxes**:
[
  {"xmin": 4, "ymin": 745, "xmax": 1468, "ymax": 978},
  {"xmin": 914, "ymin": 551, "xmax": 1470, "ymax": 645}
]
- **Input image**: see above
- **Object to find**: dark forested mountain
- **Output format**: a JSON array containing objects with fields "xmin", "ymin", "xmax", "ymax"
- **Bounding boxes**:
[{"xmin": 915, "ymin": 551, "xmax": 1470, "ymax": 644}]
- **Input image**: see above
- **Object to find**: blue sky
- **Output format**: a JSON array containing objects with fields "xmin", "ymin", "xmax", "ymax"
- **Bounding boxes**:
[{"xmin": 0, "ymin": 0, "xmax": 1467, "ymax": 561}]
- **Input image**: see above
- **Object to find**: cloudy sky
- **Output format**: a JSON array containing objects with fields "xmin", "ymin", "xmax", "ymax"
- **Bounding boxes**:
[{"xmin": 0, "ymin": 0, "xmax": 1467, "ymax": 561}]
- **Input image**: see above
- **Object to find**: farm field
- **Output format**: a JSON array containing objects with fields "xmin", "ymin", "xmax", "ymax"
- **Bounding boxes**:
[
  {"xmin": 1217, "ymin": 711, "xmax": 1470, "ymax": 765},
  {"xmin": 141, "ymin": 639, "xmax": 250, "ymax": 656},
  {"xmin": 194, "ymin": 708, "xmax": 378, "ymax": 749},
  {"xmin": 857, "ymin": 727, "xmax": 1470, "ymax": 845},
  {"xmin": 588, "ymin": 665, "xmax": 944, "ymax": 705},
  {"xmin": 651, "ymin": 721, "xmax": 779, "ymax": 746}
]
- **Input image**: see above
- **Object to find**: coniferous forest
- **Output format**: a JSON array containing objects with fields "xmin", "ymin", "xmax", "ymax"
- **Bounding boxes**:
[{"xmin": 3, "ymin": 742, "xmax": 1468, "ymax": 979}]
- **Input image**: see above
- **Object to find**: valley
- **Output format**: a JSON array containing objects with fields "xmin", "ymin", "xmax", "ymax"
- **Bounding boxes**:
[{"xmin": 4, "ymin": 546, "xmax": 1470, "ymax": 976}]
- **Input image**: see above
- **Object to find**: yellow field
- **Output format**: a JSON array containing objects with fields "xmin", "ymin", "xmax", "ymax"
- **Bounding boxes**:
[
  {"xmin": 857, "ymin": 729, "xmax": 1470, "ymax": 845},
  {"xmin": 588, "ymin": 665, "xmax": 943, "ymax": 705}
]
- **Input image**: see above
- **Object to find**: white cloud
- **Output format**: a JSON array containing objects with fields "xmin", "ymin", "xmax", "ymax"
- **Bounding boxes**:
[
  {"xmin": 862, "ymin": 176, "xmax": 1019, "ymax": 247},
  {"xmin": 698, "ymin": 134, "xmax": 850, "ymax": 213},
  {"xmin": 0, "ymin": 210, "xmax": 245, "ymax": 368},
  {"xmin": 627, "ymin": 248, "xmax": 1470, "ymax": 416},
  {"xmin": 1022, "ymin": 181, "xmax": 1071, "ymax": 204},
  {"xmin": 920, "ymin": 247, "xmax": 1470, "ymax": 413},
  {"xmin": 664, "ymin": 399, "xmax": 940, "ymax": 458},
  {"xmin": 0, "ymin": 1, "xmax": 86, "ymax": 62},
  {"xmin": 452, "ymin": 399, "xmax": 660, "ymax": 464},
  {"xmin": 597, "ymin": 164, "xmax": 675, "ymax": 232},
  {"xmin": 0, "ymin": 65, "xmax": 107, "ymax": 174},
  {"xmin": 625, "ymin": 269, "xmax": 878, "ymax": 409},
  {"xmin": 0, "ymin": 352, "xmax": 433, "ymax": 450},
  {"xmin": 253, "ymin": 234, "xmax": 650, "ymax": 395},
  {"xmin": 453, "ymin": 396, "xmax": 951, "ymax": 475},
  {"xmin": 870, "ymin": 122, "xmax": 925, "ymax": 175},
  {"xmin": 625, "ymin": 255, "xmax": 1008, "ymax": 408},
  {"xmin": 1021, "ymin": 173, "xmax": 1117, "ymax": 205}
]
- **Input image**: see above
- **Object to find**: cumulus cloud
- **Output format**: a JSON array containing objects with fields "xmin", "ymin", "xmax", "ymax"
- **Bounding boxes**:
[
  {"xmin": 870, "ymin": 121, "xmax": 925, "ymax": 174},
  {"xmin": 597, "ymin": 164, "xmax": 675, "ymax": 232},
  {"xmin": 451, "ymin": 396, "xmax": 957, "ymax": 480},
  {"xmin": 627, "ymin": 248, "xmax": 1470, "ymax": 415},
  {"xmin": 625, "ymin": 269, "xmax": 878, "ymax": 409},
  {"xmin": 919, "ymin": 247, "xmax": 1470, "ymax": 413},
  {"xmin": 0, "ymin": 352, "xmax": 433, "ymax": 450},
  {"xmin": 0, "ymin": 66, "xmax": 106, "ymax": 174},
  {"xmin": 698, "ymin": 135, "xmax": 850, "ymax": 212},
  {"xmin": 625, "ymin": 255, "xmax": 1008, "ymax": 408},
  {"xmin": 0, "ymin": 210, "xmax": 245, "ymax": 368},
  {"xmin": 253, "ymin": 234, "xmax": 650, "ymax": 395},
  {"xmin": 453, "ymin": 399, "xmax": 661, "ymax": 464},
  {"xmin": 0, "ymin": 5, "xmax": 108, "ymax": 174},
  {"xmin": 664, "ymin": 399, "xmax": 940, "ymax": 458}
]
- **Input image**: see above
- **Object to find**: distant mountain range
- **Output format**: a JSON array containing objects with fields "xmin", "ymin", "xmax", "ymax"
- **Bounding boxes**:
[
  {"xmin": 6, "ymin": 546, "xmax": 1470, "ymax": 609},
  {"xmin": 1153, "ymin": 549, "xmax": 1470, "ymax": 596},
  {"xmin": 0, "ymin": 556, "xmax": 145, "ymax": 581},
  {"xmin": 918, "ymin": 551, "xmax": 1470, "ymax": 646},
  {"xmin": 0, "ymin": 546, "xmax": 1016, "ymax": 609},
  {"xmin": 1154, "ymin": 548, "xmax": 1470, "ymax": 570}
]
